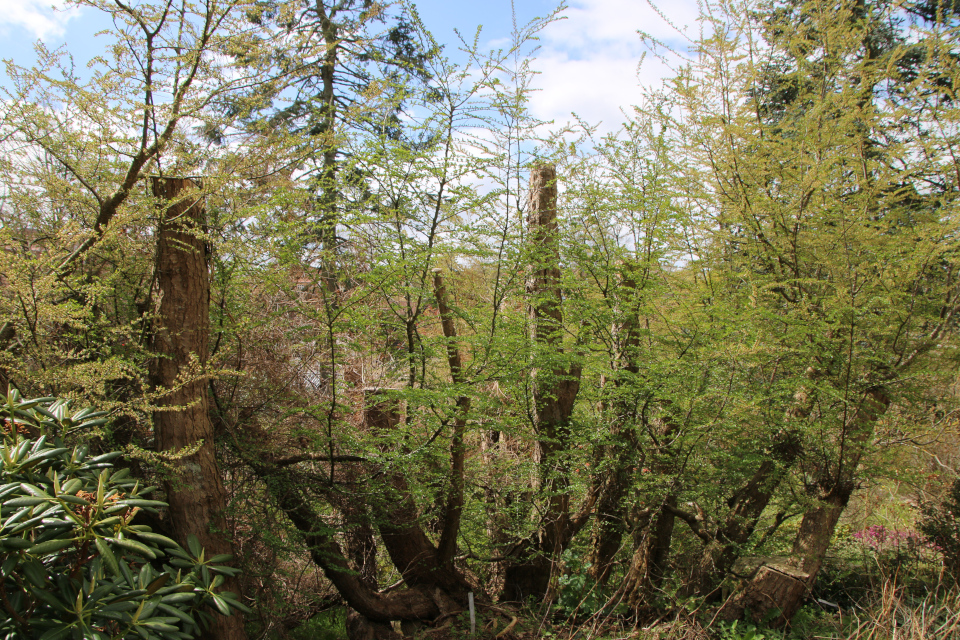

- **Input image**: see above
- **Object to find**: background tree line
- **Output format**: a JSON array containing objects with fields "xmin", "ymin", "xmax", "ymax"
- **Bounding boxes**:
[{"xmin": 1, "ymin": 0, "xmax": 959, "ymax": 638}]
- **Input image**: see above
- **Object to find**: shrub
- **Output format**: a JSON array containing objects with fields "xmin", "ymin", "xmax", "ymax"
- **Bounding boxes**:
[
  {"xmin": 918, "ymin": 477, "xmax": 960, "ymax": 585},
  {"xmin": 556, "ymin": 547, "xmax": 603, "ymax": 618},
  {"xmin": 0, "ymin": 390, "xmax": 248, "ymax": 640}
]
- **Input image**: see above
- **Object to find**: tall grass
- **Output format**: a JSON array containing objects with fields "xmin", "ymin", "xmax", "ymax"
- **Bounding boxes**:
[{"xmin": 846, "ymin": 581, "xmax": 960, "ymax": 640}]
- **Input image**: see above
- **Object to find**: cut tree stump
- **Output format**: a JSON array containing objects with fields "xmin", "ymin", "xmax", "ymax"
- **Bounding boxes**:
[{"xmin": 718, "ymin": 561, "xmax": 810, "ymax": 627}]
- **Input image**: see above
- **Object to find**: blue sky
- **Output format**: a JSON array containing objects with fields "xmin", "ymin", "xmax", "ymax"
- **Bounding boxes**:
[{"xmin": 0, "ymin": 0, "xmax": 699, "ymax": 135}]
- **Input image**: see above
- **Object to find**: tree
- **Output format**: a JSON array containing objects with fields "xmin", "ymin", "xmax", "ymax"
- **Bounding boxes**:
[
  {"xmin": 236, "ymin": 0, "xmax": 436, "ymax": 289},
  {"xmin": 0, "ymin": 3, "xmax": 281, "ymax": 638},
  {"xmin": 651, "ymin": 0, "xmax": 960, "ymax": 622},
  {"xmin": 151, "ymin": 177, "xmax": 245, "ymax": 640}
]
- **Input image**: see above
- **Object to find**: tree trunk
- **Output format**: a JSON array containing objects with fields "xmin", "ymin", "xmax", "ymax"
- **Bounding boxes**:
[
  {"xmin": 150, "ymin": 177, "xmax": 246, "ymax": 640},
  {"xmin": 432, "ymin": 269, "xmax": 470, "ymax": 566},
  {"xmin": 237, "ymin": 390, "xmax": 474, "ymax": 638},
  {"xmin": 618, "ymin": 496, "xmax": 676, "ymax": 610},
  {"xmin": 329, "ymin": 468, "xmax": 379, "ymax": 591},
  {"xmin": 721, "ymin": 387, "xmax": 891, "ymax": 625},
  {"xmin": 259, "ymin": 465, "xmax": 449, "ymax": 625},
  {"xmin": 588, "ymin": 462, "xmax": 632, "ymax": 586},
  {"xmin": 0, "ymin": 323, "xmax": 14, "ymax": 394},
  {"xmin": 685, "ymin": 375, "xmax": 812, "ymax": 600},
  {"xmin": 502, "ymin": 164, "xmax": 584, "ymax": 602},
  {"xmin": 363, "ymin": 389, "xmax": 473, "ymax": 599},
  {"xmin": 588, "ymin": 263, "xmax": 644, "ymax": 586},
  {"xmin": 686, "ymin": 429, "xmax": 801, "ymax": 599}
]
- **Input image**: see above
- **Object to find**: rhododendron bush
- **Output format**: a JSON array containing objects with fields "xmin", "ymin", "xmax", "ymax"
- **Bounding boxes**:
[{"xmin": 0, "ymin": 391, "xmax": 247, "ymax": 640}]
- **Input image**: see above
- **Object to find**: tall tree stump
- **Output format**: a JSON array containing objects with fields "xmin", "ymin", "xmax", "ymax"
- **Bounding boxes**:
[{"xmin": 151, "ymin": 176, "xmax": 246, "ymax": 640}]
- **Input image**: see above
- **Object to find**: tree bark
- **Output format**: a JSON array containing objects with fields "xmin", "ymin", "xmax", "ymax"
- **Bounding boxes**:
[
  {"xmin": 363, "ymin": 389, "xmax": 473, "ymax": 599},
  {"xmin": 683, "ymin": 370, "xmax": 815, "ymax": 601},
  {"xmin": 588, "ymin": 263, "xmax": 644, "ymax": 586},
  {"xmin": 618, "ymin": 495, "xmax": 676, "ymax": 610},
  {"xmin": 686, "ymin": 429, "xmax": 801, "ymax": 599},
  {"xmin": 502, "ymin": 164, "xmax": 584, "ymax": 602},
  {"xmin": 150, "ymin": 177, "xmax": 246, "ymax": 640},
  {"xmin": 0, "ymin": 322, "xmax": 14, "ymax": 394},
  {"xmin": 432, "ymin": 269, "xmax": 470, "ymax": 566},
  {"xmin": 588, "ymin": 460, "xmax": 633, "ymax": 586},
  {"xmin": 721, "ymin": 386, "xmax": 891, "ymax": 625}
]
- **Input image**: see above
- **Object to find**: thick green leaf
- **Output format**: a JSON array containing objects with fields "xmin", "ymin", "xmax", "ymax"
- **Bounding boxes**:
[
  {"xmin": 209, "ymin": 594, "xmax": 231, "ymax": 616},
  {"xmin": 146, "ymin": 574, "xmax": 171, "ymax": 595},
  {"xmin": 185, "ymin": 534, "xmax": 202, "ymax": 558},
  {"xmin": 21, "ymin": 557, "xmax": 47, "ymax": 587},
  {"xmin": 4, "ymin": 496, "xmax": 47, "ymax": 507},
  {"xmin": 1, "ymin": 536, "xmax": 32, "ymax": 549},
  {"xmin": 111, "ymin": 537, "xmax": 158, "ymax": 559},
  {"xmin": 28, "ymin": 538, "xmax": 74, "ymax": 555},
  {"xmin": 95, "ymin": 537, "xmax": 121, "ymax": 578},
  {"xmin": 132, "ymin": 531, "xmax": 179, "ymax": 548}
]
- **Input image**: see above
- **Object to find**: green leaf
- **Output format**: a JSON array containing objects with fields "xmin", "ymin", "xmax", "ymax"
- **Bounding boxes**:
[
  {"xmin": 218, "ymin": 592, "xmax": 252, "ymax": 614},
  {"xmin": 145, "ymin": 574, "xmax": 170, "ymax": 595},
  {"xmin": 8, "ymin": 514, "xmax": 47, "ymax": 534},
  {"xmin": 4, "ymin": 496, "xmax": 47, "ymax": 507},
  {"xmin": 95, "ymin": 537, "xmax": 121, "ymax": 578},
  {"xmin": 28, "ymin": 538, "xmax": 74, "ymax": 555},
  {"xmin": 111, "ymin": 537, "xmax": 158, "ymax": 559},
  {"xmin": 209, "ymin": 594, "xmax": 231, "ymax": 616},
  {"xmin": 156, "ymin": 602, "xmax": 196, "ymax": 626},
  {"xmin": 88, "ymin": 452, "xmax": 122, "ymax": 465},
  {"xmin": 38, "ymin": 625, "xmax": 72, "ymax": 640},
  {"xmin": 27, "ymin": 583, "xmax": 67, "ymax": 610},
  {"xmin": 22, "ymin": 557, "xmax": 47, "ymax": 587},
  {"xmin": 19, "ymin": 483, "xmax": 53, "ymax": 499},
  {"xmin": 1, "ymin": 554, "xmax": 18, "ymax": 577},
  {"xmin": 21, "ymin": 448, "xmax": 71, "ymax": 469},
  {"xmin": 1, "ymin": 536, "xmax": 32, "ymax": 549},
  {"xmin": 58, "ymin": 494, "xmax": 90, "ymax": 506},
  {"xmin": 139, "ymin": 620, "xmax": 179, "ymax": 632},
  {"xmin": 116, "ymin": 499, "xmax": 168, "ymax": 509},
  {"xmin": 60, "ymin": 478, "xmax": 82, "ymax": 495},
  {"xmin": 186, "ymin": 535, "xmax": 202, "ymax": 558},
  {"xmin": 161, "ymin": 592, "xmax": 198, "ymax": 605},
  {"xmin": 132, "ymin": 531, "xmax": 179, "ymax": 548}
]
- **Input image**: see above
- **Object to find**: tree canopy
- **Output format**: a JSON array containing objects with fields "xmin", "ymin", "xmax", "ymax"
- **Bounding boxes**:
[{"xmin": 1, "ymin": 0, "xmax": 959, "ymax": 638}]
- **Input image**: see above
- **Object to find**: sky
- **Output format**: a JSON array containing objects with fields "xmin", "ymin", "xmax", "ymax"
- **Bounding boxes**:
[{"xmin": 0, "ymin": 0, "xmax": 700, "ymax": 136}]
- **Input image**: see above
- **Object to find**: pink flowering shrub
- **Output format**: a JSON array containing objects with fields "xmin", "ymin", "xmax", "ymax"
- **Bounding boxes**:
[{"xmin": 852, "ymin": 524, "xmax": 923, "ymax": 553}]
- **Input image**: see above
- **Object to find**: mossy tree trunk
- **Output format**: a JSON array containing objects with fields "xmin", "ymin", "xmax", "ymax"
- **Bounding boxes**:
[{"xmin": 150, "ymin": 176, "xmax": 247, "ymax": 640}]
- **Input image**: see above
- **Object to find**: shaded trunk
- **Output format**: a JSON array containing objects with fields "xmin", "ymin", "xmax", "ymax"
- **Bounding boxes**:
[
  {"xmin": 329, "ymin": 465, "xmax": 379, "ymax": 591},
  {"xmin": 618, "ymin": 496, "xmax": 676, "ymax": 609},
  {"xmin": 588, "ymin": 264, "xmax": 644, "ymax": 585},
  {"xmin": 315, "ymin": 5, "xmax": 341, "ymax": 294},
  {"xmin": 238, "ymin": 389, "xmax": 473, "ymax": 636},
  {"xmin": 363, "ymin": 390, "xmax": 473, "ymax": 599},
  {"xmin": 685, "ymin": 373, "xmax": 815, "ymax": 600},
  {"xmin": 432, "ymin": 269, "xmax": 470, "ymax": 566},
  {"xmin": 0, "ymin": 323, "xmax": 14, "ymax": 394},
  {"xmin": 260, "ymin": 465, "xmax": 447, "ymax": 624},
  {"xmin": 150, "ymin": 177, "xmax": 246, "ymax": 640},
  {"xmin": 588, "ymin": 462, "xmax": 632, "ymax": 586},
  {"xmin": 686, "ymin": 430, "xmax": 801, "ymax": 599},
  {"xmin": 722, "ymin": 387, "xmax": 891, "ymax": 625},
  {"xmin": 502, "ymin": 164, "xmax": 584, "ymax": 602},
  {"xmin": 686, "ymin": 461, "xmax": 781, "ymax": 599}
]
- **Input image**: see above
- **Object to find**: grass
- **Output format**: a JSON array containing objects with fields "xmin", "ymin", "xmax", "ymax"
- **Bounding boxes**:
[{"xmin": 288, "ymin": 608, "xmax": 348, "ymax": 640}]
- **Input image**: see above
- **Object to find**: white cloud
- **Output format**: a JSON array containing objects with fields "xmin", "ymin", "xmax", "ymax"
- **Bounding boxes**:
[
  {"xmin": 0, "ymin": 0, "xmax": 81, "ymax": 42},
  {"xmin": 529, "ymin": 0, "xmax": 700, "ymax": 134}
]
